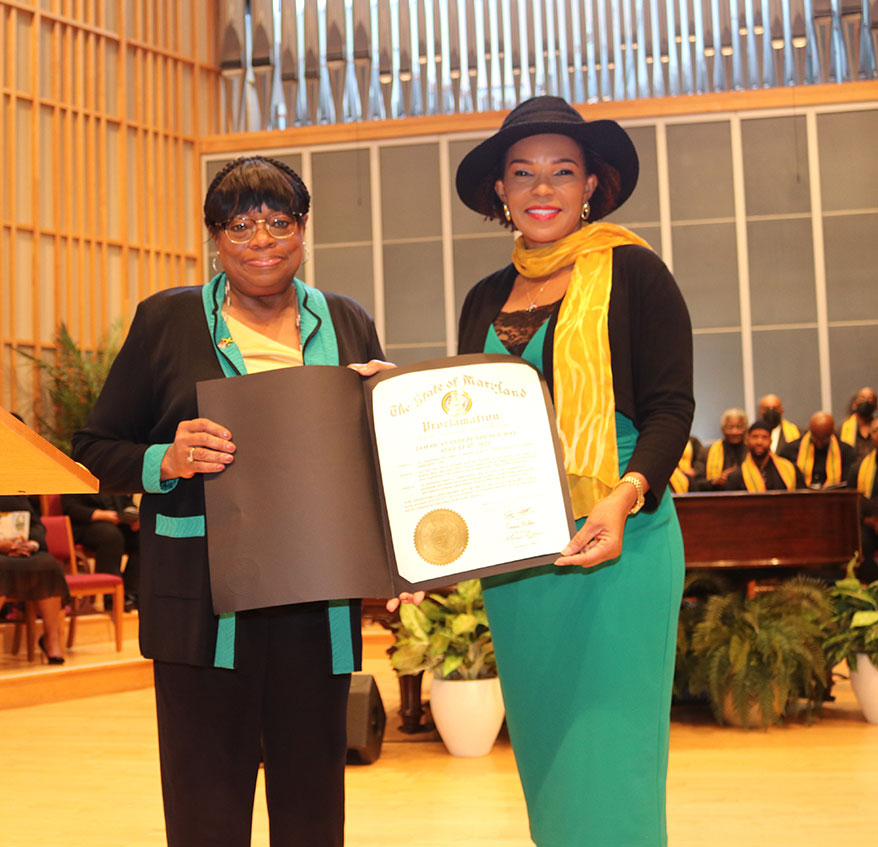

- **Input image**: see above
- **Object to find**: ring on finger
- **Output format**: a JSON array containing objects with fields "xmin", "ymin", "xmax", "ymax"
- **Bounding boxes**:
[{"xmin": 187, "ymin": 447, "xmax": 195, "ymax": 463}]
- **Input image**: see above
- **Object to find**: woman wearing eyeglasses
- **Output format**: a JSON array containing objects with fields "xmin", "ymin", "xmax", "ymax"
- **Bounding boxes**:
[{"xmin": 72, "ymin": 156, "xmax": 388, "ymax": 847}]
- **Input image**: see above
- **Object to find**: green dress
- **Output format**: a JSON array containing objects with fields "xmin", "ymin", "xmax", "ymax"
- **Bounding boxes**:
[{"xmin": 483, "ymin": 321, "xmax": 685, "ymax": 847}]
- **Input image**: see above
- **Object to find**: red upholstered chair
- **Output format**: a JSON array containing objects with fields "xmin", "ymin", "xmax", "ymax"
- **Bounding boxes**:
[
  {"xmin": 40, "ymin": 515, "xmax": 124, "ymax": 652},
  {"xmin": 40, "ymin": 494, "xmax": 93, "ymax": 571},
  {"xmin": 10, "ymin": 600, "xmax": 39, "ymax": 662}
]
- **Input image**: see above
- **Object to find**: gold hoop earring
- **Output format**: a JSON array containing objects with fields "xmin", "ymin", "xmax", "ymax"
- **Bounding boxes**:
[
  {"xmin": 580, "ymin": 200, "xmax": 590, "ymax": 222},
  {"xmin": 211, "ymin": 254, "xmax": 223, "ymax": 274},
  {"xmin": 302, "ymin": 240, "xmax": 311, "ymax": 264},
  {"xmin": 502, "ymin": 203, "xmax": 512, "ymax": 223}
]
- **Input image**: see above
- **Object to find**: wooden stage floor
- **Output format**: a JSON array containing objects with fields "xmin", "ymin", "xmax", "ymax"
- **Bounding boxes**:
[{"xmin": 1, "ymin": 621, "xmax": 876, "ymax": 846}]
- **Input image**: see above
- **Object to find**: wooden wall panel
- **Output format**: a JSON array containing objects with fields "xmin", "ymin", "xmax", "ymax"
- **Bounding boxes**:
[{"xmin": 0, "ymin": 0, "xmax": 220, "ymax": 423}]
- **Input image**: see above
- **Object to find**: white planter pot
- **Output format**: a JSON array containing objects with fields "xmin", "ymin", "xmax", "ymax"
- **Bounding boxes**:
[
  {"xmin": 429, "ymin": 676, "xmax": 505, "ymax": 757},
  {"xmin": 850, "ymin": 654, "xmax": 878, "ymax": 724}
]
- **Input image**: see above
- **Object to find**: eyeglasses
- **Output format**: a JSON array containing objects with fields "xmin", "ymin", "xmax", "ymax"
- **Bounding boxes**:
[{"xmin": 220, "ymin": 215, "xmax": 300, "ymax": 244}]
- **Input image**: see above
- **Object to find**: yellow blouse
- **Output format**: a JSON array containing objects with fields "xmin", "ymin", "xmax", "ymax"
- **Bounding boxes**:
[{"xmin": 224, "ymin": 314, "xmax": 303, "ymax": 373}]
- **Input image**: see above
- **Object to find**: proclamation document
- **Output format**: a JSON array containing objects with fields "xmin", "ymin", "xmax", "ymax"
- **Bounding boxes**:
[
  {"xmin": 369, "ymin": 359, "xmax": 573, "ymax": 585},
  {"xmin": 199, "ymin": 354, "xmax": 574, "ymax": 612}
]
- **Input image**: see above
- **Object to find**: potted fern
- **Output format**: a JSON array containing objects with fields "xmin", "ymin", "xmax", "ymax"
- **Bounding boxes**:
[
  {"xmin": 689, "ymin": 577, "xmax": 834, "ymax": 728},
  {"xmin": 16, "ymin": 322, "xmax": 120, "ymax": 454},
  {"xmin": 674, "ymin": 571, "xmax": 735, "ymax": 703},
  {"xmin": 390, "ymin": 579, "xmax": 503, "ymax": 756},
  {"xmin": 823, "ymin": 559, "xmax": 878, "ymax": 723}
]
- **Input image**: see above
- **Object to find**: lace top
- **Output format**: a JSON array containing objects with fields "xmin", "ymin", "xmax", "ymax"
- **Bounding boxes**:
[{"xmin": 493, "ymin": 300, "xmax": 563, "ymax": 357}]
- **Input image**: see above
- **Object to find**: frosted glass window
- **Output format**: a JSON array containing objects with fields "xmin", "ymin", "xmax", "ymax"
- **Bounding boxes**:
[
  {"xmin": 667, "ymin": 122, "xmax": 734, "ymax": 220},
  {"xmin": 751, "ymin": 328, "xmax": 821, "ymax": 428},
  {"xmin": 747, "ymin": 219, "xmax": 816, "ymax": 325},
  {"xmin": 818, "ymin": 110, "xmax": 878, "ymax": 212},
  {"xmin": 691, "ymin": 332, "xmax": 745, "ymax": 442},
  {"xmin": 312, "ymin": 245, "xmax": 374, "ymax": 315},
  {"xmin": 380, "ymin": 144, "xmax": 441, "ymax": 239},
  {"xmin": 312, "ymin": 150, "xmax": 372, "ymax": 243},
  {"xmin": 741, "ymin": 116, "xmax": 810, "ymax": 216},
  {"xmin": 671, "ymin": 223, "xmax": 740, "ymax": 329},
  {"xmin": 824, "ymin": 214, "xmax": 878, "ymax": 322},
  {"xmin": 383, "ymin": 241, "xmax": 445, "ymax": 346}
]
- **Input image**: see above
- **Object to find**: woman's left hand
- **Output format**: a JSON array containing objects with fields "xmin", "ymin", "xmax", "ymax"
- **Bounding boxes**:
[
  {"xmin": 555, "ymin": 484, "xmax": 639, "ymax": 568},
  {"xmin": 347, "ymin": 359, "xmax": 396, "ymax": 377}
]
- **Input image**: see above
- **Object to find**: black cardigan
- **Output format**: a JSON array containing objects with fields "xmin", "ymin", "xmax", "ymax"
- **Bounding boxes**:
[
  {"xmin": 458, "ymin": 245, "xmax": 694, "ymax": 512},
  {"xmin": 72, "ymin": 285, "xmax": 383, "ymax": 667}
]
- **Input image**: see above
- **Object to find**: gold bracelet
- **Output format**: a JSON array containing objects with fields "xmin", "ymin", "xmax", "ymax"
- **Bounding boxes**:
[{"xmin": 616, "ymin": 473, "xmax": 645, "ymax": 515}]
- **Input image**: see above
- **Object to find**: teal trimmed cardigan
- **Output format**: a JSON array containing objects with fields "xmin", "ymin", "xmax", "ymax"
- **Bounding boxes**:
[{"xmin": 72, "ymin": 274, "xmax": 384, "ymax": 671}]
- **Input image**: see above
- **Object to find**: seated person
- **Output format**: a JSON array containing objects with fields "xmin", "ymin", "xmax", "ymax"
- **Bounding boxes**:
[
  {"xmin": 847, "ymin": 417, "xmax": 878, "ymax": 584},
  {"xmin": 60, "ymin": 493, "xmax": 140, "ymax": 610},
  {"xmin": 695, "ymin": 409, "xmax": 748, "ymax": 491},
  {"xmin": 669, "ymin": 436, "xmax": 704, "ymax": 493},
  {"xmin": 759, "ymin": 393, "xmax": 799, "ymax": 453},
  {"xmin": 0, "ymin": 495, "xmax": 69, "ymax": 664},
  {"xmin": 781, "ymin": 411, "xmax": 857, "ymax": 488},
  {"xmin": 840, "ymin": 386, "xmax": 877, "ymax": 460},
  {"xmin": 726, "ymin": 421, "xmax": 806, "ymax": 492}
]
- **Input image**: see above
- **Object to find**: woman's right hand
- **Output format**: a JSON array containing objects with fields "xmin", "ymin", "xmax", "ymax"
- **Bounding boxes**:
[
  {"xmin": 160, "ymin": 418, "xmax": 236, "ymax": 481},
  {"xmin": 0, "ymin": 537, "xmax": 37, "ymax": 557},
  {"xmin": 385, "ymin": 591, "xmax": 426, "ymax": 613}
]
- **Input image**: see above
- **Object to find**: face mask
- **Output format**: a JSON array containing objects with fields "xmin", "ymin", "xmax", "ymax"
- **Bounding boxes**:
[
  {"xmin": 856, "ymin": 401, "xmax": 877, "ymax": 418},
  {"xmin": 761, "ymin": 409, "xmax": 781, "ymax": 429}
]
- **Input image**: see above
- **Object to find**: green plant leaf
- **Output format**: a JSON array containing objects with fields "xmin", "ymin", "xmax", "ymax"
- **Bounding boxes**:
[
  {"xmin": 399, "ymin": 602, "xmax": 432, "ymax": 640},
  {"xmin": 390, "ymin": 644, "xmax": 429, "ymax": 674},
  {"xmin": 851, "ymin": 610, "xmax": 878, "ymax": 628},
  {"xmin": 440, "ymin": 655, "xmax": 464, "ymax": 679},
  {"xmin": 451, "ymin": 612, "xmax": 478, "ymax": 636}
]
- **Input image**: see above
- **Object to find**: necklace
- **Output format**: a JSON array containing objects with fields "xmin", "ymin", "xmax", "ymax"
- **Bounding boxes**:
[{"xmin": 522, "ymin": 269, "xmax": 562, "ymax": 312}]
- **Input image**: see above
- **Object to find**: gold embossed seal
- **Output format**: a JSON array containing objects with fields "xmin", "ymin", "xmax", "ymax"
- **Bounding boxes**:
[{"xmin": 414, "ymin": 509, "xmax": 469, "ymax": 565}]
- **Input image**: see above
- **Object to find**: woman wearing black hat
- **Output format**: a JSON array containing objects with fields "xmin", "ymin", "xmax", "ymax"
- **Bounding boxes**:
[{"xmin": 455, "ymin": 97, "xmax": 694, "ymax": 846}]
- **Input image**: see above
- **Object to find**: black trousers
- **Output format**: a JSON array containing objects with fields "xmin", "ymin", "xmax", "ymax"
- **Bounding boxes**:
[
  {"xmin": 153, "ymin": 603, "xmax": 351, "ymax": 847},
  {"xmin": 72, "ymin": 521, "xmax": 140, "ymax": 597}
]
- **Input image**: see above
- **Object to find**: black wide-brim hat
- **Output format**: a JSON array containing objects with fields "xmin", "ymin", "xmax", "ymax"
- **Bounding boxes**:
[{"xmin": 455, "ymin": 96, "xmax": 639, "ymax": 221}]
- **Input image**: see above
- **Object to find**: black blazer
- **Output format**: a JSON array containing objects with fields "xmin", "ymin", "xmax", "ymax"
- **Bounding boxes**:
[{"xmin": 73, "ymin": 284, "xmax": 383, "ymax": 667}]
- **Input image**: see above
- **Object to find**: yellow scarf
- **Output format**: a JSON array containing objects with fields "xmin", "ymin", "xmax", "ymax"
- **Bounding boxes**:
[
  {"xmin": 795, "ymin": 432, "xmax": 842, "ymax": 486},
  {"xmin": 670, "ymin": 439, "xmax": 693, "ymax": 493},
  {"xmin": 840, "ymin": 414, "xmax": 858, "ymax": 447},
  {"xmin": 706, "ymin": 440, "xmax": 727, "ymax": 481},
  {"xmin": 741, "ymin": 453, "xmax": 798, "ymax": 492},
  {"xmin": 512, "ymin": 223, "xmax": 652, "ymax": 518},
  {"xmin": 781, "ymin": 419, "xmax": 800, "ymax": 442},
  {"xmin": 858, "ymin": 450, "xmax": 877, "ymax": 497}
]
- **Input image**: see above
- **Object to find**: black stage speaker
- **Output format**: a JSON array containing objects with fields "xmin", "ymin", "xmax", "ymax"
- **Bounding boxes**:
[{"xmin": 346, "ymin": 673, "xmax": 386, "ymax": 765}]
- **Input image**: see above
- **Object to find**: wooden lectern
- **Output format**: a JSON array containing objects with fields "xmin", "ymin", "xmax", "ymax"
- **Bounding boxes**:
[{"xmin": 0, "ymin": 406, "xmax": 98, "ymax": 495}]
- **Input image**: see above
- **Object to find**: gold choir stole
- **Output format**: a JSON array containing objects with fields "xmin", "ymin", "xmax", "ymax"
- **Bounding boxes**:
[
  {"xmin": 840, "ymin": 414, "xmax": 858, "ymax": 446},
  {"xmin": 858, "ymin": 450, "xmax": 877, "ymax": 496},
  {"xmin": 705, "ymin": 440, "xmax": 726, "ymax": 481},
  {"xmin": 796, "ymin": 433, "xmax": 842, "ymax": 486},
  {"xmin": 740, "ymin": 453, "xmax": 798, "ymax": 491},
  {"xmin": 670, "ymin": 440, "xmax": 693, "ymax": 493},
  {"xmin": 780, "ymin": 419, "xmax": 800, "ymax": 442}
]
